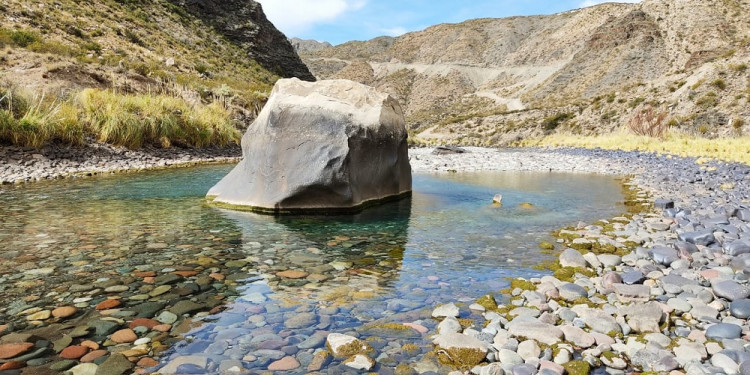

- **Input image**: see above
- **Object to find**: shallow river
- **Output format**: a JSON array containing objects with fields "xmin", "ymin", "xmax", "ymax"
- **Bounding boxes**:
[{"xmin": 0, "ymin": 165, "xmax": 624, "ymax": 373}]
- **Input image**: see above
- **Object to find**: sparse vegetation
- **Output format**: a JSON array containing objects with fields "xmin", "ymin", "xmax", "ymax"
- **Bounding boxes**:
[{"xmin": 711, "ymin": 79, "xmax": 727, "ymax": 90}]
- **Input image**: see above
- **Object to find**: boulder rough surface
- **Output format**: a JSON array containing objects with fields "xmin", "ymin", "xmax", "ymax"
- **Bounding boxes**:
[{"xmin": 207, "ymin": 78, "xmax": 412, "ymax": 213}]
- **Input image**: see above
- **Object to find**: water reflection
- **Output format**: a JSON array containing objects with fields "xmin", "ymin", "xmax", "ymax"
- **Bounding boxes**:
[{"xmin": 216, "ymin": 196, "xmax": 412, "ymax": 306}]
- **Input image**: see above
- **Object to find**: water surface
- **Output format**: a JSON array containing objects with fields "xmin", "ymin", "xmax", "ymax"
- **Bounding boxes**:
[{"xmin": 0, "ymin": 165, "xmax": 623, "ymax": 373}]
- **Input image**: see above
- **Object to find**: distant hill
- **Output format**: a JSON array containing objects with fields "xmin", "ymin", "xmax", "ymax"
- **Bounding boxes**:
[
  {"xmin": 302, "ymin": 0, "xmax": 749, "ymax": 146},
  {"xmin": 289, "ymin": 37, "xmax": 333, "ymax": 53}
]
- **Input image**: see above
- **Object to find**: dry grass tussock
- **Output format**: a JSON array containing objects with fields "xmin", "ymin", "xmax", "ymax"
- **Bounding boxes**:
[
  {"xmin": 521, "ymin": 132, "xmax": 750, "ymax": 165},
  {"xmin": 628, "ymin": 106, "xmax": 668, "ymax": 138},
  {"xmin": 0, "ymin": 87, "xmax": 240, "ymax": 149}
]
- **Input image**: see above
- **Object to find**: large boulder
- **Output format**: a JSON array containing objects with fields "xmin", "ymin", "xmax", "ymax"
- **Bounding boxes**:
[{"xmin": 207, "ymin": 78, "xmax": 412, "ymax": 213}]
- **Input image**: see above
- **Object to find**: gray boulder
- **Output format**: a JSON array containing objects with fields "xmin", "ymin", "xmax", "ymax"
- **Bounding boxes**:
[
  {"xmin": 678, "ymin": 230, "xmax": 716, "ymax": 246},
  {"xmin": 725, "ymin": 240, "xmax": 750, "ymax": 256},
  {"xmin": 207, "ymin": 78, "xmax": 412, "ymax": 213}
]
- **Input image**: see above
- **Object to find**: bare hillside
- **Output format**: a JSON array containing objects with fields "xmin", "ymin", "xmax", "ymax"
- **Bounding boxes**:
[{"xmin": 303, "ymin": 0, "xmax": 750, "ymax": 146}]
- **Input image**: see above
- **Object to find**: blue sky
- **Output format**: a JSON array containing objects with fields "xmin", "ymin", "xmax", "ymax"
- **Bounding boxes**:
[{"xmin": 256, "ymin": 0, "xmax": 641, "ymax": 45}]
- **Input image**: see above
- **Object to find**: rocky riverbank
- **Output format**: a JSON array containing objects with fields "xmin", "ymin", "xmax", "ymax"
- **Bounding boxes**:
[
  {"xmin": 0, "ymin": 145, "xmax": 748, "ymax": 375},
  {"xmin": 408, "ymin": 147, "xmax": 750, "ymax": 375},
  {"xmin": 0, "ymin": 143, "xmax": 242, "ymax": 184}
]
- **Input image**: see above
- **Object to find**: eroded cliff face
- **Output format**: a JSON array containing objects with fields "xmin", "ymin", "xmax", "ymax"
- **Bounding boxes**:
[
  {"xmin": 302, "ymin": 0, "xmax": 749, "ymax": 145},
  {"xmin": 169, "ymin": 0, "xmax": 315, "ymax": 81}
]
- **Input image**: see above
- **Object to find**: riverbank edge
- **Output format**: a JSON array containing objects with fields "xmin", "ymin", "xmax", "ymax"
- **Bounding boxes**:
[
  {"xmin": 0, "ymin": 142, "xmax": 242, "ymax": 185},
  {"xmin": 407, "ymin": 147, "xmax": 750, "ymax": 375},
  {"xmin": 0, "ymin": 143, "xmax": 701, "ymax": 186}
]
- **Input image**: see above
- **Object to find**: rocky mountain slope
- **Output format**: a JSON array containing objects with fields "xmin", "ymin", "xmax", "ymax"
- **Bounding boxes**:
[
  {"xmin": 302, "ymin": 0, "xmax": 750, "ymax": 145},
  {"xmin": 0, "ymin": 0, "xmax": 312, "ymax": 115}
]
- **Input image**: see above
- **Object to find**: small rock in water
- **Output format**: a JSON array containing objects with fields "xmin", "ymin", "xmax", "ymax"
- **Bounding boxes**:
[
  {"xmin": 52, "ymin": 306, "xmax": 77, "ymax": 318},
  {"xmin": 326, "ymin": 333, "xmax": 372, "ymax": 358},
  {"xmin": 0, "ymin": 343, "xmax": 35, "ymax": 359},
  {"xmin": 68, "ymin": 363, "xmax": 98, "ymax": 375},
  {"xmin": 343, "ymin": 354, "xmax": 376, "ymax": 371},
  {"xmin": 268, "ymin": 356, "xmax": 300, "ymax": 371},
  {"xmin": 432, "ymin": 303, "xmax": 460, "ymax": 318}
]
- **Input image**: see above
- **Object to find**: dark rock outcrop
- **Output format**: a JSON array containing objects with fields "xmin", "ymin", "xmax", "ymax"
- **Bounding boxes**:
[
  {"xmin": 207, "ymin": 78, "xmax": 412, "ymax": 214},
  {"xmin": 168, "ymin": 0, "xmax": 315, "ymax": 81}
]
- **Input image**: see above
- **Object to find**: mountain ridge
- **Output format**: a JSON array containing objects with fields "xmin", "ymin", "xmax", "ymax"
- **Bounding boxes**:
[{"xmin": 301, "ymin": 0, "xmax": 749, "ymax": 145}]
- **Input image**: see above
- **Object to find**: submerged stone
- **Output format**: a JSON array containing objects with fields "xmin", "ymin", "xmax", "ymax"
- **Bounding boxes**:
[{"xmin": 207, "ymin": 78, "xmax": 412, "ymax": 214}]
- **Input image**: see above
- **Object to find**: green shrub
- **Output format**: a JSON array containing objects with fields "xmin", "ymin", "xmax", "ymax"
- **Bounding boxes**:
[
  {"xmin": 9, "ymin": 30, "xmax": 40, "ymax": 47},
  {"xmin": 734, "ymin": 118, "xmax": 745, "ymax": 133},
  {"xmin": 124, "ymin": 30, "xmax": 145, "ymax": 47},
  {"xmin": 628, "ymin": 97, "xmax": 646, "ymax": 108},
  {"xmin": 82, "ymin": 41, "xmax": 102, "ymax": 53},
  {"xmin": 696, "ymin": 92, "xmax": 718, "ymax": 108},
  {"xmin": 542, "ymin": 113, "xmax": 573, "ymax": 132},
  {"xmin": 711, "ymin": 79, "xmax": 727, "ymax": 90},
  {"xmin": 196, "ymin": 63, "xmax": 210, "ymax": 75}
]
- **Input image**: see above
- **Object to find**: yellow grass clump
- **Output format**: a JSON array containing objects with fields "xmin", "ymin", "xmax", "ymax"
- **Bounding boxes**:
[
  {"xmin": 0, "ymin": 87, "xmax": 240, "ymax": 149},
  {"xmin": 77, "ymin": 89, "xmax": 240, "ymax": 149},
  {"xmin": 0, "ymin": 89, "xmax": 85, "ymax": 147},
  {"xmin": 522, "ymin": 131, "xmax": 750, "ymax": 165}
]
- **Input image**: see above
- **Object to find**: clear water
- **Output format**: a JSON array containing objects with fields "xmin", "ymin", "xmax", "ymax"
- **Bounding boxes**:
[{"xmin": 0, "ymin": 165, "xmax": 624, "ymax": 373}]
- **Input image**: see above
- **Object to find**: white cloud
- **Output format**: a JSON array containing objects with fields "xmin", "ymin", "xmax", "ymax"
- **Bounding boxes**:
[
  {"xmin": 579, "ymin": 0, "xmax": 641, "ymax": 7},
  {"xmin": 257, "ymin": 0, "xmax": 366, "ymax": 37},
  {"xmin": 380, "ymin": 26, "xmax": 408, "ymax": 37}
]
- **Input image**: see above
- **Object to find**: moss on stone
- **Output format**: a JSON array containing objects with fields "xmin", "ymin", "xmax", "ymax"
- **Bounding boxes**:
[
  {"xmin": 569, "ymin": 241, "xmax": 594, "ymax": 252},
  {"xmin": 401, "ymin": 343, "xmax": 421, "ymax": 357},
  {"xmin": 509, "ymin": 279, "xmax": 536, "ymax": 291},
  {"xmin": 562, "ymin": 360, "xmax": 591, "ymax": 375},
  {"xmin": 553, "ymin": 266, "xmax": 595, "ymax": 282},
  {"xmin": 362, "ymin": 323, "xmax": 412, "ymax": 331},
  {"xmin": 556, "ymin": 231, "xmax": 583, "ymax": 241},
  {"xmin": 327, "ymin": 338, "xmax": 374, "ymax": 358},
  {"xmin": 457, "ymin": 318, "xmax": 475, "ymax": 328},
  {"xmin": 600, "ymin": 351, "xmax": 618, "ymax": 360},
  {"xmin": 476, "ymin": 294, "xmax": 498, "ymax": 310},
  {"xmin": 532, "ymin": 259, "xmax": 559, "ymax": 272},
  {"xmin": 435, "ymin": 347, "xmax": 487, "ymax": 368},
  {"xmin": 568, "ymin": 297, "xmax": 598, "ymax": 308},
  {"xmin": 395, "ymin": 363, "xmax": 417, "ymax": 375},
  {"xmin": 623, "ymin": 240, "xmax": 641, "ymax": 248},
  {"xmin": 539, "ymin": 241, "xmax": 555, "ymax": 250}
]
